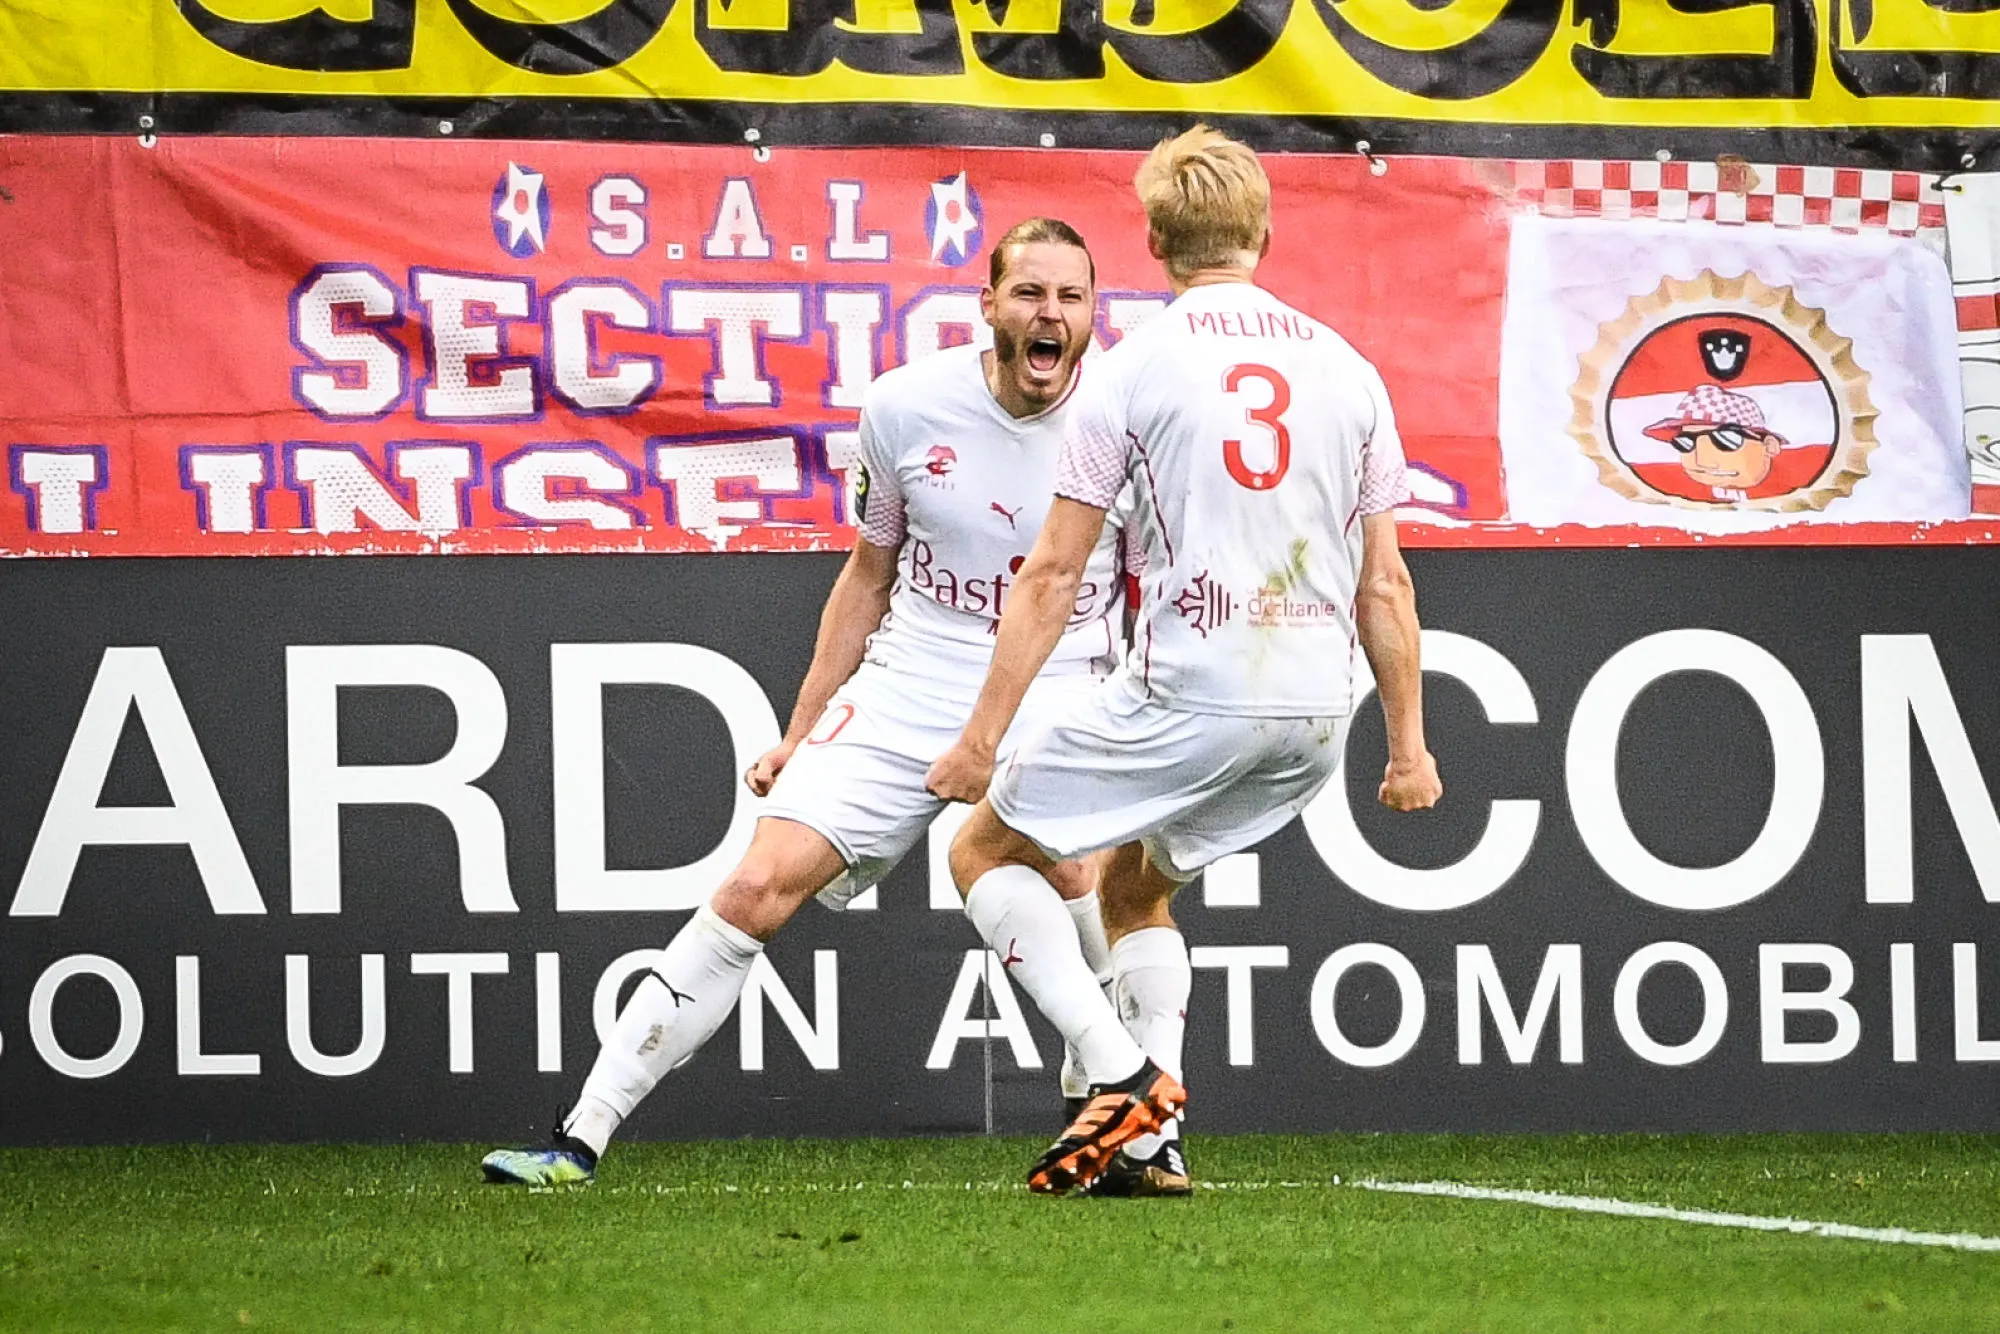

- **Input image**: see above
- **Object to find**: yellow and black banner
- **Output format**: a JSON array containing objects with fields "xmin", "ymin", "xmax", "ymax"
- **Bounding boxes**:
[{"xmin": 0, "ymin": 2, "xmax": 1996, "ymax": 164}]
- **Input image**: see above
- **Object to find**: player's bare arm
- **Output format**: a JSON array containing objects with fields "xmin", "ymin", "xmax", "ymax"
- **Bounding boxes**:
[
  {"xmin": 746, "ymin": 536, "xmax": 899, "ymax": 796},
  {"xmin": 1355, "ymin": 510, "xmax": 1441, "ymax": 812},
  {"xmin": 925, "ymin": 496, "xmax": 1109, "ymax": 802}
]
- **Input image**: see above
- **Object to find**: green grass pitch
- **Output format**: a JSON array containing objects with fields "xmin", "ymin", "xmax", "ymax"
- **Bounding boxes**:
[{"xmin": 2, "ymin": 1134, "xmax": 1997, "ymax": 1332}]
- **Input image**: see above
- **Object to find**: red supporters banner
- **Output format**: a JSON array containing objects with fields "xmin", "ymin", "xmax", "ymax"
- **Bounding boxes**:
[
  {"xmin": 3, "ymin": 137, "xmax": 1988, "ymax": 556},
  {"xmin": 0, "ymin": 137, "xmax": 1505, "ymax": 556}
]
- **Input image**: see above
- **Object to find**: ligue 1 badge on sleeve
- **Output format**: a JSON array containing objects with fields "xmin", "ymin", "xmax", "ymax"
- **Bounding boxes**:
[{"xmin": 1567, "ymin": 270, "xmax": 1878, "ymax": 511}]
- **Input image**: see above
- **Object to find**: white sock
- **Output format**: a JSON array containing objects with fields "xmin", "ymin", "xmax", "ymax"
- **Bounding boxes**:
[
  {"xmin": 1059, "ymin": 1042, "xmax": 1090, "ymax": 1101},
  {"xmin": 1060, "ymin": 891, "xmax": 1114, "ymax": 1099},
  {"xmin": 1111, "ymin": 926, "xmax": 1191, "ymax": 1158},
  {"xmin": 1064, "ymin": 890, "xmax": 1114, "ymax": 984},
  {"xmin": 1060, "ymin": 975, "xmax": 1119, "ymax": 1101},
  {"xmin": 964, "ymin": 866, "xmax": 1144, "ymax": 1085},
  {"xmin": 561, "ymin": 1095, "xmax": 621, "ymax": 1159},
  {"xmin": 564, "ymin": 904, "xmax": 763, "ymax": 1158}
]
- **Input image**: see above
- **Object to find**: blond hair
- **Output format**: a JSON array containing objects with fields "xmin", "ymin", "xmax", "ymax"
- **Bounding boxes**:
[{"xmin": 1134, "ymin": 125, "xmax": 1270, "ymax": 279}]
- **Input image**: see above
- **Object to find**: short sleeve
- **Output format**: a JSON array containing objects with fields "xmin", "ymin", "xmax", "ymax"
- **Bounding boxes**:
[
  {"xmin": 853, "ymin": 410, "xmax": 907, "ymax": 547},
  {"xmin": 1054, "ymin": 365, "xmax": 1131, "ymax": 511},
  {"xmin": 1358, "ymin": 370, "xmax": 1412, "ymax": 516}
]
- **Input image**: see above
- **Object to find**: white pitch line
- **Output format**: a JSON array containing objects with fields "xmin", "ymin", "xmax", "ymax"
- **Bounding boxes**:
[{"xmin": 1351, "ymin": 1179, "xmax": 2000, "ymax": 1254}]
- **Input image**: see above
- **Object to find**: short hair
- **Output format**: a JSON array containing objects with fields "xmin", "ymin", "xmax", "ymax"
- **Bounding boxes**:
[
  {"xmin": 1134, "ymin": 124, "xmax": 1270, "ymax": 279},
  {"xmin": 987, "ymin": 216, "xmax": 1095, "ymax": 290}
]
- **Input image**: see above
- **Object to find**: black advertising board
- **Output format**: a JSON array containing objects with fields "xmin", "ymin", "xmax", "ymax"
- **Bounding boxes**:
[{"xmin": 1, "ymin": 548, "xmax": 1996, "ymax": 1144}]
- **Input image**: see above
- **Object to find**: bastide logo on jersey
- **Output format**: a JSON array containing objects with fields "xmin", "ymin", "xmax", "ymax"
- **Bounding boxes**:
[
  {"xmin": 491, "ymin": 162, "xmax": 551, "ymax": 258},
  {"xmin": 1568, "ymin": 270, "xmax": 1877, "ymax": 511}
]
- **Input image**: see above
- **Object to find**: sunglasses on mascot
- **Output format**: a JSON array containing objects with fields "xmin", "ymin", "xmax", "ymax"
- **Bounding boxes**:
[{"xmin": 1670, "ymin": 425, "xmax": 1750, "ymax": 454}]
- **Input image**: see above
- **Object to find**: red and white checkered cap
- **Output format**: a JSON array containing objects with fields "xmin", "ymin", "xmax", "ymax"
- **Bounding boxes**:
[{"xmin": 1643, "ymin": 383, "xmax": 1786, "ymax": 446}]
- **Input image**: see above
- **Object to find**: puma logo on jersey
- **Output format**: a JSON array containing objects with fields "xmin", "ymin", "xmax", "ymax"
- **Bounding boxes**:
[
  {"xmin": 646, "ymin": 969, "xmax": 695, "ymax": 1008},
  {"xmin": 990, "ymin": 501, "xmax": 1021, "ymax": 528}
]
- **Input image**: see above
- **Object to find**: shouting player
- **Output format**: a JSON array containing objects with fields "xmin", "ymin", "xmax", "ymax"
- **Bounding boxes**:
[
  {"xmin": 927, "ymin": 126, "xmax": 1444, "ymax": 1195},
  {"xmin": 482, "ymin": 218, "xmax": 1139, "ymax": 1187}
]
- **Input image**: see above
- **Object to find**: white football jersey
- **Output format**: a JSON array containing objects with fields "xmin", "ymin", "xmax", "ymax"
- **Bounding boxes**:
[
  {"xmin": 1055, "ymin": 282, "xmax": 1411, "ymax": 717},
  {"xmin": 854, "ymin": 343, "xmax": 1126, "ymax": 696}
]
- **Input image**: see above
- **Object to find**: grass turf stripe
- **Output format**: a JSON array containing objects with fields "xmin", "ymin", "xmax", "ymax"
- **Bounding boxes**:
[
  {"xmin": 1352, "ymin": 1178, "xmax": 2000, "ymax": 1253},
  {"xmin": 499, "ymin": 1171, "xmax": 2000, "ymax": 1258}
]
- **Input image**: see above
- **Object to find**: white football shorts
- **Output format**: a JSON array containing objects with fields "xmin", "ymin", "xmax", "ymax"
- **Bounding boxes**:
[
  {"xmin": 987, "ymin": 670, "xmax": 1350, "ymax": 880},
  {"xmin": 761, "ymin": 661, "xmax": 1106, "ymax": 909}
]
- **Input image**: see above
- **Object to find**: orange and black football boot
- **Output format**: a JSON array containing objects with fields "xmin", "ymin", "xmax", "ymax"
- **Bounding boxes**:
[{"xmin": 1027, "ymin": 1059, "xmax": 1186, "ymax": 1195}]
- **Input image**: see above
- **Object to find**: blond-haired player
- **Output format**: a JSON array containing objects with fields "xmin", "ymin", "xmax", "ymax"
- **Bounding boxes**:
[
  {"xmin": 928, "ymin": 127, "xmax": 1443, "ymax": 1196},
  {"xmin": 483, "ymin": 219, "xmax": 1143, "ymax": 1186}
]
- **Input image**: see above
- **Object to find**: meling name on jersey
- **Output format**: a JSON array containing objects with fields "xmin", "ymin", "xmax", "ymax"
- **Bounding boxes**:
[{"xmin": 905, "ymin": 538, "xmax": 1109, "ymax": 628}]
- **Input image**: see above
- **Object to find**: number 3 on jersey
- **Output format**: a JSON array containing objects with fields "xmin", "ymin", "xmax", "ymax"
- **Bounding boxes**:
[{"xmin": 1221, "ymin": 363, "xmax": 1292, "ymax": 491}]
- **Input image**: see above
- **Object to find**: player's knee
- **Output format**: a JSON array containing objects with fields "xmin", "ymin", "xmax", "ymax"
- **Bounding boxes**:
[
  {"xmin": 718, "ymin": 854, "xmax": 811, "ymax": 904},
  {"xmin": 947, "ymin": 806, "xmax": 1008, "ymax": 895},
  {"xmin": 948, "ymin": 803, "xmax": 1055, "ymax": 896},
  {"xmin": 711, "ymin": 854, "xmax": 819, "ymax": 937},
  {"xmin": 946, "ymin": 833, "xmax": 990, "ymax": 898},
  {"xmin": 1042, "ymin": 857, "xmax": 1097, "ymax": 901}
]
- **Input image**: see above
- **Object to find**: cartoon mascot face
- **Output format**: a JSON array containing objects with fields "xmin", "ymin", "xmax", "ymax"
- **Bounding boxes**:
[{"xmin": 1646, "ymin": 384, "xmax": 1787, "ymax": 491}]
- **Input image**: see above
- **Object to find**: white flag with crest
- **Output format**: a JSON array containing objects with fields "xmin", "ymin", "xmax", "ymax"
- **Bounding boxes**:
[{"xmin": 1499, "ymin": 214, "xmax": 1967, "ymax": 532}]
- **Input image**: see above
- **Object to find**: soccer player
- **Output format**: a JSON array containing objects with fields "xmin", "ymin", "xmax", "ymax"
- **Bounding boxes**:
[
  {"xmin": 481, "ymin": 218, "xmax": 1137, "ymax": 1186},
  {"xmin": 926, "ymin": 126, "xmax": 1444, "ymax": 1196}
]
